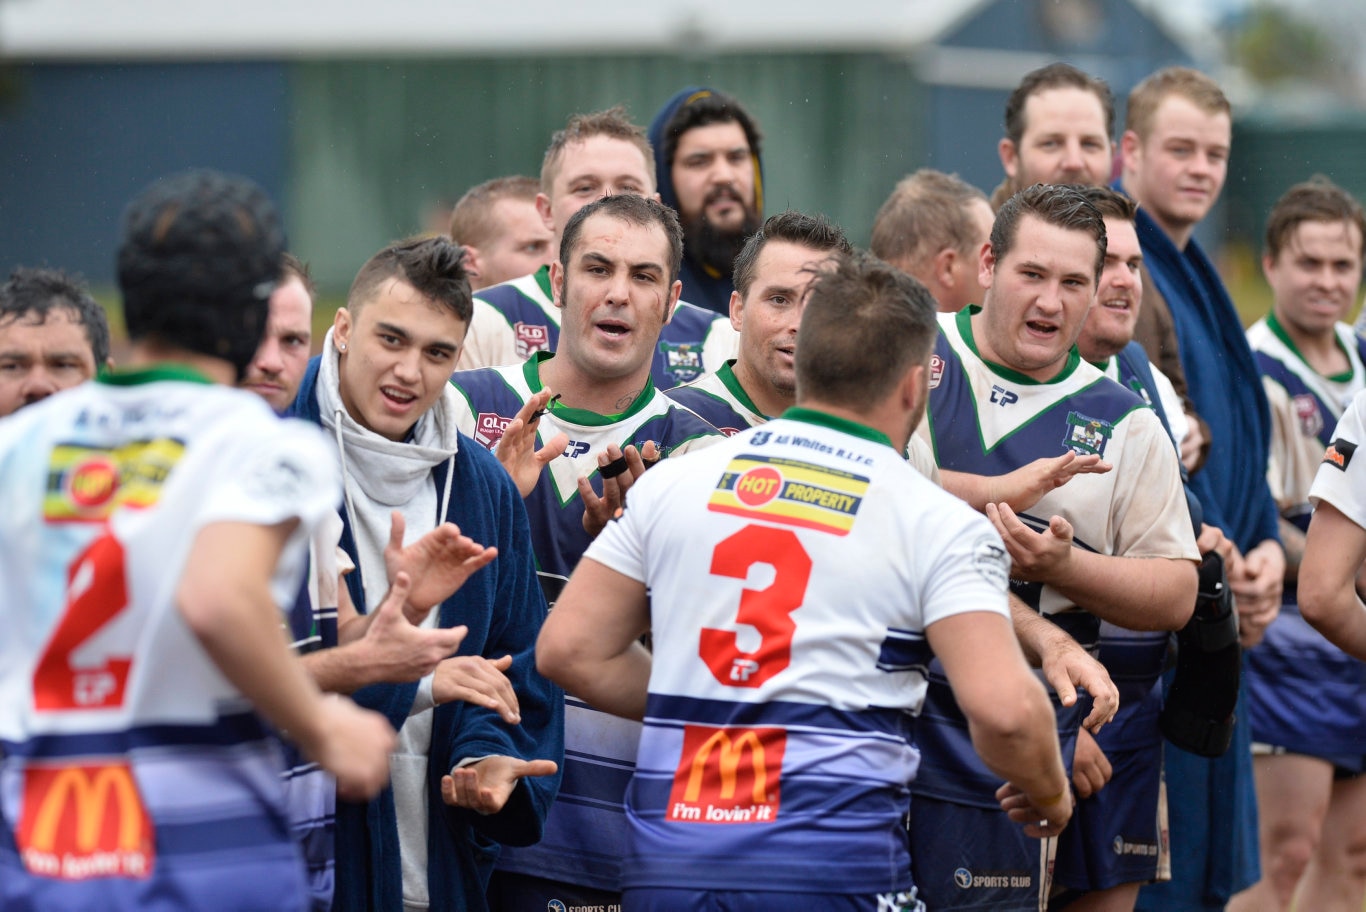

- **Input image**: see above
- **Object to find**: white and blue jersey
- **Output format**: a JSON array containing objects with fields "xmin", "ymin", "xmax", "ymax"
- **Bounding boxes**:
[
  {"xmin": 459, "ymin": 265, "xmax": 739, "ymax": 389},
  {"xmin": 1245, "ymin": 314, "xmax": 1366, "ymax": 762},
  {"xmin": 665, "ymin": 360, "xmax": 770, "ymax": 436},
  {"xmin": 0, "ymin": 368, "xmax": 338, "ymax": 912},
  {"xmin": 449, "ymin": 354, "xmax": 721, "ymax": 891},
  {"xmin": 585, "ymin": 409, "xmax": 1011, "ymax": 896},
  {"xmin": 911, "ymin": 307, "xmax": 1196, "ymax": 799}
]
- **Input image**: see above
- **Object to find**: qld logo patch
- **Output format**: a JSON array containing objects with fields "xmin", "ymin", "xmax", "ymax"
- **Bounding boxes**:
[
  {"xmin": 659, "ymin": 341, "xmax": 704, "ymax": 384},
  {"xmin": 666, "ymin": 725, "xmax": 785, "ymax": 824},
  {"xmin": 708, "ymin": 454, "xmax": 867, "ymax": 536},
  {"xmin": 1293, "ymin": 394, "xmax": 1323, "ymax": 439},
  {"xmin": 929, "ymin": 354, "xmax": 944, "ymax": 390},
  {"xmin": 474, "ymin": 412, "xmax": 513, "ymax": 449},
  {"xmin": 1062, "ymin": 411, "xmax": 1113, "ymax": 457},
  {"xmin": 513, "ymin": 322, "xmax": 551, "ymax": 358},
  {"xmin": 1324, "ymin": 438, "xmax": 1357, "ymax": 471},
  {"xmin": 44, "ymin": 438, "xmax": 185, "ymax": 523},
  {"xmin": 17, "ymin": 760, "xmax": 154, "ymax": 880}
]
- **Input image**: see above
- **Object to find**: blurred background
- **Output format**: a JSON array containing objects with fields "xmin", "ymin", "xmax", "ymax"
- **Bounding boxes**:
[{"xmin": 2, "ymin": 0, "xmax": 1364, "ymax": 337}]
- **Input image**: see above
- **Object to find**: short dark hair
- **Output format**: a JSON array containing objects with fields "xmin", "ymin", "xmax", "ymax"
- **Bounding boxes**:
[
  {"xmin": 541, "ymin": 107, "xmax": 654, "ymax": 195},
  {"xmin": 0, "ymin": 267, "xmax": 111, "ymax": 365},
  {"xmin": 559, "ymin": 194, "xmax": 684, "ymax": 284},
  {"xmin": 871, "ymin": 169, "xmax": 990, "ymax": 272},
  {"xmin": 1004, "ymin": 62, "xmax": 1115, "ymax": 147},
  {"xmin": 1075, "ymin": 185, "xmax": 1137, "ymax": 223},
  {"xmin": 797, "ymin": 252, "xmax": 939, "ymax": 408},
  {"xmin": 991, "ymin": 184, "xmax": 1108, "ymax": 285},
  {"xmin": 117, "ymin": 169, "xmax": 284, "ymax": 378},
  {"xmin": 1264, "ymin": 175, "xmax": 1366, "ymax": 262},
  {"xmin": 661, "ymin": 89, "xmax": 763, "ymax": 198},
  {"xmin": 348, "ymin": 236, "xmax": 473, "ymax": 324},
  {"xmin": 449, "ymin": 175, "xmax": 541, "ymax": 248},
  {"xmin": 280, "ymin": 252, "xmax": 317, "ymax": 301},
  {"xmin": 732, "ymin": 211, "xmax": 853, "ymax": 298}
]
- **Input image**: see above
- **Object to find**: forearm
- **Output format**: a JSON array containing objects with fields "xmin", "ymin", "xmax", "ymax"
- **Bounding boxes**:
[
  {"xmin": 940, "ymin": 469, "xmax": 993, "ymax": 512},
  {"xmin": 967, "ymin": 678, "xmax": 1069, "ymax": 804},
  {"xmin": 301, "ymin": 642, "xmax": 380, "ymax": 694},
  {"xmin": 553, "ymin": 645, "xmax": 652, "ymax": 722},
  {"xmin": 1302, "ymin": 585, "xmax": 1366, "ymax": 661},
  {"xmin": 182, "ymin": 581, "xmax": 329, "ymax": 750},
  {"xmin": 1052, "ymin": 553, "xmax": 1196, "ymax": 630},
  {"xmin": 1009, "ymin": 594, "xmax": 1052, "ymax": 666}
]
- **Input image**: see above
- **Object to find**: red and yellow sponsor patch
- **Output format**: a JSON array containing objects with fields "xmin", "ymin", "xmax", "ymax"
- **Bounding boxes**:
[
  {"xmin": 44, "ymin": 438, "xmax": 185, "ymax": 523},
  {"xmin": 16, "ymin": 760, "xmax": 155, "ymax": 880},
  {"xmin": 708, "ymin": 454, "xmax": 867, "ymax": 536},
  {"xmin": 666, "ymin": 725, "xmax": 786, "ymax": 824}
]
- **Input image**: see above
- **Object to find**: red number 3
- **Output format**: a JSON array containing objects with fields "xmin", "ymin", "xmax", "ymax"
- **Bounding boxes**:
[
  {"xmin": 699, "ymin": 525, "xmax": 811, "ymax": 688},
  {"xmin": 33, "ymin": 531, "xmax": 133, "ymax": 711}
]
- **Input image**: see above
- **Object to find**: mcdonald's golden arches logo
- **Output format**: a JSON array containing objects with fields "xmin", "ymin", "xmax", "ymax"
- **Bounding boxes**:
[
  {"xmin": 16, "ymin": 760, "xmax": 154, "ymax": 880},
  {"xmin": 666, "ymin": 724, "xmax": 785, "ymax": 824}
]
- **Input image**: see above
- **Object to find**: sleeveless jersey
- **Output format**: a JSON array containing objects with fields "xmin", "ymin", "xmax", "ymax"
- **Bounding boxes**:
[
  {"xmin": 459, "ymin": 266, "xmax": 739, "ymax": 389},
  {"xmin": 449, "ymin": 354, "xmax": 721, "ymax": 890},
  {"xmin": 0, "ymin": 368, "xmax": 338, "ymax": 911},
  {"xmin": 1245, "ymin": 316, "xmax": 1366, "ymax": 759},
  {"xmin": 585, "ymin": 409, "xmax": 1012, "ymax": 894},
  {"xmin": 913, "ymin": 308, "xmax": 1196, "ymax": 804}
]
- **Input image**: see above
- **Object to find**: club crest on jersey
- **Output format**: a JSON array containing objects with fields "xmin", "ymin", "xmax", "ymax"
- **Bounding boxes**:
[
  {"xmin": 666, "ymin": 725, "xmax": 785, "ymax": 825},
  {"xmin": 1062, "ymin": 411, "xmax": 1113, "ymax": 458},
  {"xmin": 1293, "ymin": 394, "xmax": 1323, "ymax": 439},
  {"xmin": 659, "ymin": 341, "xmax": 704, "ymax": 384},
  {"xmin": 929, "ymin": 354, "xmax": 944, "ymax": 390},
  {"xmin": 17, "ymin": 760, "xmax": 155, "ymax": 880},
  {"xmin": 708, "ymin": 454, "xmax": 867, "ymax": 536},
  {"xmin": 513, "ymin": 322, "xmax": 550, "ymax": 358},
  {"xmin": 474, "ymin": 412, "xmax": 513, "ymax": 448},
  {"xmin": 990, "ymin": 385, "xmax": 1018, "ymax": 407},
  {"xmin": 44, "ymin": 438, "xmax": 185, "ymax": 523},
  {"xmin": 1324, "ymin": 438, "xmax": 1357, "ymax": 471}
]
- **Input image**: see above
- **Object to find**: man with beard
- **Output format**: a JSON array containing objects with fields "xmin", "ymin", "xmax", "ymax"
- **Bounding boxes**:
[{"xmin": 649, "ymin": 87, "xmax": 764, "ymax": 316}]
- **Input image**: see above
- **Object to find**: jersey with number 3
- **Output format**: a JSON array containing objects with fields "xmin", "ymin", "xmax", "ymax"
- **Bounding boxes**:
[
  {"xmin": 584, "ymin": 409, "xmax": 1012, "ymax": 895},
  {"xmin": 0, "ymin": 371, "xmax": 338, "ymax": 911}
]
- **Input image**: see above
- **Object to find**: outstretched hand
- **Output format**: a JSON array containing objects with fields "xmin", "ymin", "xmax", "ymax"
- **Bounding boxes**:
[
  {"xmin": 384, "ymin": 511, "xmax": 498, "ymax": 625},
  {"xmin": 440, "ymin": 754, "xmax": 560, "ymax": 814},
  {"xmin": 986, "ymin": 502, "xmax": 1075, "ymax": 583},
  {"xmin": 496, "ymin": 388, "xmax": 569, "ymax": 498},
  {"xmin": 1038, "ymin": 632, "xmax": 1118, "ymax": 733},
  {"xmin": 580, "ymin": 441, "xmax": 659, "ymax": 539},
  {"xmin": 994, "ymin": 452, "xmax": 1111, "ymax": 513},
  {"xmin": 433, "ymin": 653, "xmax": 520, "ymax": 723}
]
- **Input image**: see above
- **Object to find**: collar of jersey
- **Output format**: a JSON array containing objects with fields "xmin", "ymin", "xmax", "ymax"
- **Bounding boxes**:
[
  {"xmin": 781, "ymin": 406, "xmax": 892, "ymax": 450},
  {"xmin": 717, "ymin": 360, "xmax": 769, "ymax": 419},
  {"xmin": 522, "ymin": 350, "xmax": 659, "ymax": 426},
  {"xmin": 533, "ymin": 264, "xmax": 553, "ymax": 301},
  {"xmin": 956, "ymin": 305, "xmax": 1082, "ymax": 385},
  {"xmin": 97, "ymin": 363, "xmax": 215, "ymax": 387},
  {"xmin": 1266, "ymin": 311, "xmax": 1353, "ymax": 383}
]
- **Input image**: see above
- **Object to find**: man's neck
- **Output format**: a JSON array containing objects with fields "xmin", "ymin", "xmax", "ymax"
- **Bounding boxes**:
[
  {"xmin": 539, "ymin": 354, "xmax": 651, "ymax": 416},
  {"xmin": 1122, "ymin": 177, "xmax": 1195, "ymax": 251},
  {"xmin": 126, "ymin": 343, "xmax": 234, "ymax": 385},
  {"xmin": 1272, "ymin": 310, "xmax": 1349, "ymax": 378},
  {"xmin": 730, "ymin": 357, "xmax": 792, "ymax": 419}
]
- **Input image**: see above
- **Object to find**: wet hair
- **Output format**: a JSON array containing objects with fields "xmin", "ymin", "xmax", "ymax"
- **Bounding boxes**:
[
  {"xmin": 796, "ymin": 251, "xmax": 939, "ymax": 407},
  {"xmin": 0, "ymin": 267, "xmax": 111, "ymax": 365},
  {"xmin": 541, "ymin": 107, "xmax": 654, "ymax": 195},
  {"xmin": 348, "ymin": 235, "xmax": 473, "ymax": 324},
  {"xmin": 117, "ymin": 169, "xmax": 285, "ymax": 378},
  {"xmin": 1004, "ymin": 63, "xmax": 1115, "ymax": 147},
  {"xmin": 559, "ymin": 194, "xmax": 685, "ymax": 284},
  {"xmin": 1264, "ymin": 175, "xmax": 1366, "ymax": 262},
  {"xmin": 732, "ymin": 211, "xmax": 853, "ymax": 298},
  {"xmin": 991, "ymin": 183, "xmax": 1108, "ymax": 285}
]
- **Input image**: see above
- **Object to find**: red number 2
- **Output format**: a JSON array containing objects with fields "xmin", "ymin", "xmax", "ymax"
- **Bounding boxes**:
[
  {"xmin": 33, "ymin": 531, "xmax": 133, "ymax": 711},
  {"xmin": 699, "ymin": 525, "xmax": 811, "ymax": 688}
]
